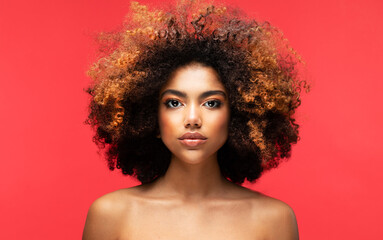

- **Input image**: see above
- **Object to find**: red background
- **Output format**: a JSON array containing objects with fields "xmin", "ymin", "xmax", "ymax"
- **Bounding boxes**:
[{"xmin": 1, "ymin": 0, "xmax": 382, "ymax": 239}]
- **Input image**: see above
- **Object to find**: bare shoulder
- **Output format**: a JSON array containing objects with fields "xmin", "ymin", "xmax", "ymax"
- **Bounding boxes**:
[
  {"xmin": 82, "ymin": 188, "xmax": 136, "ymax": 240},
  {"xmin": 250, "ymin": 192, "xmax": 296, "ymax": 217},
  {"xmin": 249, "ymin": 192, "xmax": 299, "ymax": 240},
  {"xmin": 89, "ymin": 188, "xmax": 136, "ymax": 215}
]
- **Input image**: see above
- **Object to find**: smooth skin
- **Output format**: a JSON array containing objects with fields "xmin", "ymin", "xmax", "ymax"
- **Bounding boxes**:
[{"xmin": 83, "ymin": 63, "xmax": 299, "ymax": 240}]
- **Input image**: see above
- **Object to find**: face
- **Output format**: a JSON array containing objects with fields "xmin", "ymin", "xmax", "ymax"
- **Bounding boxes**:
[{"xmin": 158, "ymin": 63, "xmax": 230, "ymax": 165}]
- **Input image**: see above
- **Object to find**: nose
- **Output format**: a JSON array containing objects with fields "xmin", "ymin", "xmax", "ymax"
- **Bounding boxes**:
[{"xmin": 184, "ymin": 103, "xmax": 202, "ymax": 128}]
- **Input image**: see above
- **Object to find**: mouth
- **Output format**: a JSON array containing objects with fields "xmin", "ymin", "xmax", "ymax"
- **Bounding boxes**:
[
  {"xmin": 178, "ymin": 132, "xmax": 207, "ymax": 140},
  {"xmin": 178, "ymin": 132, "xmax": 207, "ymax": 147},
  {"xmin": 178, "ymin": 139, "xmax": 207, "ymax": 147}
]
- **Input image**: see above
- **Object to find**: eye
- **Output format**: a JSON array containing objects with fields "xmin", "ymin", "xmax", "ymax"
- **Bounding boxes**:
[
  {"xmin": 165, "ymin": 99, "xmax": 183, "ymax": 108},
  {"xmin": 203, "ymin": 100, "xmax": 222, "ymax": 108}
]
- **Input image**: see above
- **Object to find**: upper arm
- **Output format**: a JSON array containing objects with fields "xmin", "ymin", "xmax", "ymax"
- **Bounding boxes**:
[
  {"xmin": 82, "ymin": 196, "xmax": 121, "ymax": 240},
  {"xmin": 267, "ymin": 202, "xmax": 299, "ymax": 240}
]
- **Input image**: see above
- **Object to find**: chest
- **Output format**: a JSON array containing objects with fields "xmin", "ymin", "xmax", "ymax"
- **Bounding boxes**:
[{"xmin": 117, "ymin": 202, "xmax": 268, "ymax": 240}]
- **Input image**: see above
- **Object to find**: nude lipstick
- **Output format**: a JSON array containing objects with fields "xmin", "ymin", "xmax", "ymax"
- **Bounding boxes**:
[{"xmin": 178, "ymin": 132, "xmax": 207, "ymax": 147}]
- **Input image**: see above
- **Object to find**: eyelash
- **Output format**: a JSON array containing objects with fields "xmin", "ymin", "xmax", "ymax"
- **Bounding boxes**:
[
  {"xmin": 164, "ymin": 99, "xmax": 182, "ymax": 108},
  {"xmin": 204, "ymin": 100, "xmax": 222, "ymax": 108},
  {"xmin": 164, "ymin": 99, "xmax": 222, "ymax": 109}
]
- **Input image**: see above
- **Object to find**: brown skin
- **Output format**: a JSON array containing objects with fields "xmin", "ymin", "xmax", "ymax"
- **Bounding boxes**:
[{"xmin": 83, "ymin": 64, "xmax": 299, "ymax": 240}]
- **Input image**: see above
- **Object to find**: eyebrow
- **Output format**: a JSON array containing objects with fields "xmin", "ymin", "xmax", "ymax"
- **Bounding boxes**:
[{"xmin": 160, "ymin": 89, "xmax": 227, "ymax": 100}]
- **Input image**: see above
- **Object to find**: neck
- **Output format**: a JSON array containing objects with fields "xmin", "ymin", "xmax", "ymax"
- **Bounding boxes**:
[{"xmin": 151, "ymin": 153, "xmax": 230, "ymax": 200}]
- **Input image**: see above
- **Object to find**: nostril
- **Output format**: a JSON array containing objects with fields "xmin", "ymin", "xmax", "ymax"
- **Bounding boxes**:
[{"xmin": 184, "ymin": 118, "xmax": 202, "ymax": 128}]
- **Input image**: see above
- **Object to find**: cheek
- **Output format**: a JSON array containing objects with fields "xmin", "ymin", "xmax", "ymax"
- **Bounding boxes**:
[
  {"xmin": 209, "ymin": 109, "xmax": 230, "ymax": 139},
  {"xmin": 158, "ymin": 110, "xmax": 178, "ymax": 138},
  {"xmin": 220, "ymin": 116, "xmax": 230, "ymax": 137}
]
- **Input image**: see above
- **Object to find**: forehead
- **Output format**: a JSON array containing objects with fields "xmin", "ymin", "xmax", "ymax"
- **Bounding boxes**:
[{"xmin": 161, "ymin": 64, "xmax": 226, "ymax": 93}]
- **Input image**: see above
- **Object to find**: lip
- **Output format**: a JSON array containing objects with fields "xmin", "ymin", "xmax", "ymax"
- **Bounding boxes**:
[
  {"xmin": 178, "ymin": 132, "xmax": 207, "ymax": 140},
  {"xmin": 178, "ymin": 132, "xmax": 207, "ymax": 147}
]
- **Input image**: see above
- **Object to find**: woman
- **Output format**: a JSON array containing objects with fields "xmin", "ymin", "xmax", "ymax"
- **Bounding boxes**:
[{"xmin": 83, "ymin": 1, "xmax": 308, "ymax": 239}]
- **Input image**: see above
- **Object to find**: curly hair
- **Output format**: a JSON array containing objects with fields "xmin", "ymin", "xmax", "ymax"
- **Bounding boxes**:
[{"xmin": 84, "ymin": 0, "xmax": 309, "ymax": 184}]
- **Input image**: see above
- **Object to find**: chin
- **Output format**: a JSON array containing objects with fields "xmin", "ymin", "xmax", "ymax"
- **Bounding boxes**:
[{"xmin": 173, "ymin": 150, "xmax": 217, "ymax": 165}]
